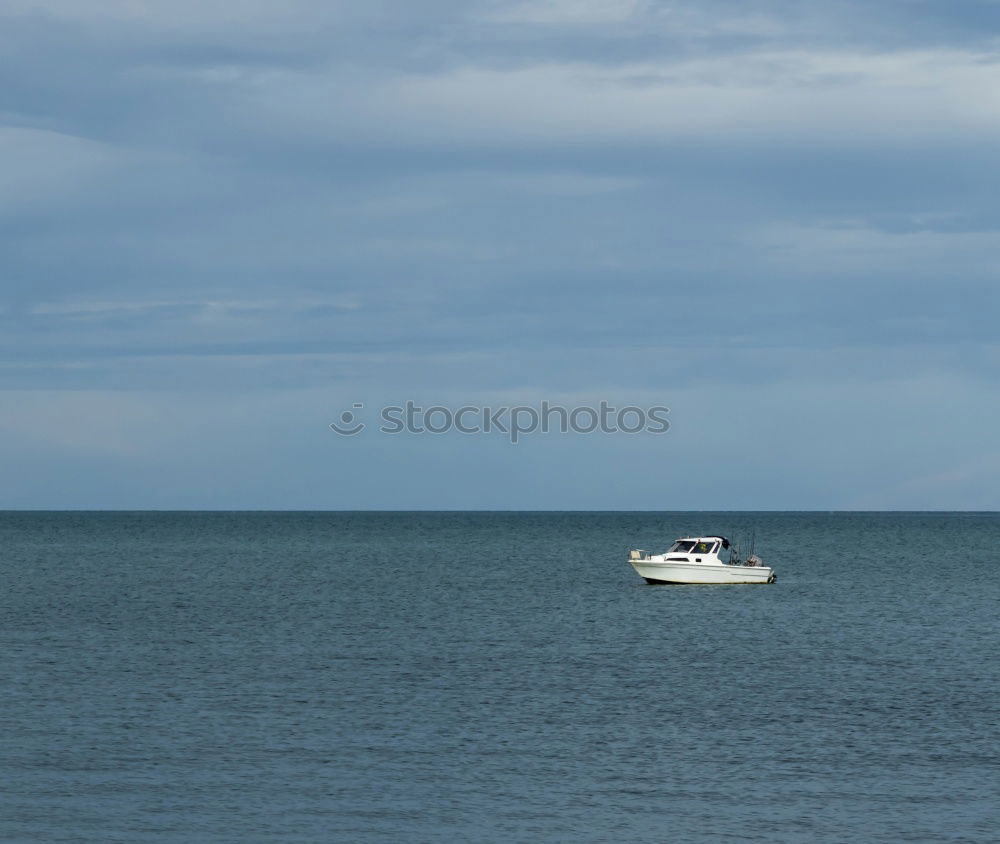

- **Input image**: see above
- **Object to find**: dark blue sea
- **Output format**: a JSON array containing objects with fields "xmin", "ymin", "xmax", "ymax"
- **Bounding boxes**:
[{"xmin": 1, "ymin": 512, "xmax": 996, "ymax": 842}]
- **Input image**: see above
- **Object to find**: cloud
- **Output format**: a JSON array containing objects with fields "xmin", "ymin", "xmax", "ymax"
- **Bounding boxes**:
[
  {"xmin": 2, "ymin": 370, "xmax": 998, "ymax": 509},
  {"xmin": 2, "ymin": 0, "xmax": 349, "ymax": 30},
  {"xmin": 751, "ymin": 220, "xmax": 1000, "ymax": 280},
  {"xmin": 485, "ymin": 0, "xmax": 645, "ymax": 24},
  {"xmin": 0, "ymin": 127, "xmax": 123, "ymax": 212},
  {"xmin": 1, "ymin": 0, "xmax": 999, "ymax": 506},
  {"xmin": 355, "ymin": 48, "xmax": 1000, "ymax": 145}
]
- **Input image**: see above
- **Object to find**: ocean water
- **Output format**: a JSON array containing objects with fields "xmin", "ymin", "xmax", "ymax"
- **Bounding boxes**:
[{"xmin": 1, "ymin": 511, "xmax": 996, "ymax": 842}]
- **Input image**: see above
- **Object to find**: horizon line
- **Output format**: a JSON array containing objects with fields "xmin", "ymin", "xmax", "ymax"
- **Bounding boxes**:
[{"xmin": 1, "ymin": 509, "xmax": 997, "ymax": 514}]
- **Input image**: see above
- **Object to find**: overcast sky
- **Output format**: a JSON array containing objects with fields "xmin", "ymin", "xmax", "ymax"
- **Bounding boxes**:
[{"xmin": 2, "ymin": 0, "xmax": 998, "ymax": 509}]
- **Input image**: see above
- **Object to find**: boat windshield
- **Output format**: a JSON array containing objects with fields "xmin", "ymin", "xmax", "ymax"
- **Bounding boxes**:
[
  {"xmin": 693, "ymin": 541, "xmax": 717, "ymax": 554},
  {"xmin": 668, "ymin": 540, "xmax": 696, "ymax": 553}
]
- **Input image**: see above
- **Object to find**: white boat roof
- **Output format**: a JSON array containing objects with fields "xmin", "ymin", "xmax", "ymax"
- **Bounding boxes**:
[{"xmin": 673, "ymin": 536, "xmax": 732, "ymax": 548}]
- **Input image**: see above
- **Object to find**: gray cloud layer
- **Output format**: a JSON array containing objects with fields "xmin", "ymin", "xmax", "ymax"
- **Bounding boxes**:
[{"xmin": 2, "ymin": 1, "xmax": 998, "ymax": 506}]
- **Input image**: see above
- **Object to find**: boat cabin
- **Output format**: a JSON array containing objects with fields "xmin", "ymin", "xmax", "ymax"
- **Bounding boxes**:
[{"xmin": 665, "ymin": 536, "xmax": 730, "ymax": 561}]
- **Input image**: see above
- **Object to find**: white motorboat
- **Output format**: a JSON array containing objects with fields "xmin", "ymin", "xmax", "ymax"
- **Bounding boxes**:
[{"xmin": 628, "ymin": 535, "xmax": 776, "ymax": 584}]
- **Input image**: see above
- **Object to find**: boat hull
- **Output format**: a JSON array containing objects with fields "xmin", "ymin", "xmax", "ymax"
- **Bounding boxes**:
[{"xmin": 630, "ymin": 560, "xmax": 775, "ymax": 584}]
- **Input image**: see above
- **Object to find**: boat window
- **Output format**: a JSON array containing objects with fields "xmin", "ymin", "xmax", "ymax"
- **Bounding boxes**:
[
  {"xmin": 668, "ymin": 540, "xmax": 696, "ymax": 553},
  {"xmin": 692, "ymin": 541, "xmax": 715, "ymax": 555}
]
